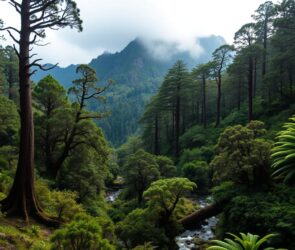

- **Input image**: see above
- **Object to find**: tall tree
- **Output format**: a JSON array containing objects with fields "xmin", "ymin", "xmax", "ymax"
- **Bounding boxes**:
[
  {"xmin": 52, "ymin": 64, "xmax": 111, "ymax": 177},
  {"xmin": 211, "ymin": 45, "xmax": 234, "ymax": 127},
  {"xmin": 192, "ymin": 63, "xmax": 212, "ymax": 128},
  {"xmin": 34, "ymin": 75, "xmax": 69, "ymax": 176},
  {"xmin": 157, "ymin": 61, "xmax": 191, "ymax": 158},
  {"xmin": 252, "ymin": 1, "xmax": 275, "ymax": 77},
  {"xmin": 234, "ymin": 23, "xmax": 258, "ymax": 122},
  {"xmin": 140, "ymin": 96, "xmax": 161, "ymax": 155},
  {"xmin": 0, "ymin": 0, "xmax": 82, "ymax": 223}
]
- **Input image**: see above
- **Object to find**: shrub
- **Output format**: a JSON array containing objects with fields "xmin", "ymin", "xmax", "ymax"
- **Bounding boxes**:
[
  {"xmin": 51, "ymin": 214, "xmax": 115, "ymax": 250},
  {"xmin": 182, "ymin": 161, "xmax": 209, "ymax": 193}
]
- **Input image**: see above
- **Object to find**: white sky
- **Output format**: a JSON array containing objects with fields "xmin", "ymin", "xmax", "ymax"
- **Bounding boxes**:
[{"xmin": 0, "ymin": 0, "xmax": 269, "ymax": 67}]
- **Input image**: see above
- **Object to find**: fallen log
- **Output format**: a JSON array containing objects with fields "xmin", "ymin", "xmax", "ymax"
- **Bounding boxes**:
[{"xmin": 180, "ymin": 199, "xmax": 229, "ymax": 230}]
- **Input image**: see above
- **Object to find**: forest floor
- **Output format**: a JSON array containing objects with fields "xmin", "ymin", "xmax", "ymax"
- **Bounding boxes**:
[{"xmin": 0, "ymin": 217, "xmax": 52, "ymax": 250}]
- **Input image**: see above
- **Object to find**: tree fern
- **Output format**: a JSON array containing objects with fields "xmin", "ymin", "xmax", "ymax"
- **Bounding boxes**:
[
  {"xmin": 272, "ymin": 116, "xmax": 295, "ymax": 184},
  {"xmin": 207, "ymin": 232, "xmax": 279, "ymax": 250}
]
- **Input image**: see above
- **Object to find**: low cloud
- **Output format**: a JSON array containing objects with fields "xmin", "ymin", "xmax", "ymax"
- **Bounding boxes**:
[{"xmin": 0, "ymin": 0, "xmax": 267, "ymax": 66}]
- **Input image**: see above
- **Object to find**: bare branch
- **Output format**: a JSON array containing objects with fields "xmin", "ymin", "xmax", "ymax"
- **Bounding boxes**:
[
  {"xmin": 8, "ymin": 0, "xmax": 21, "ymax": 13},
  {"xmin": 6, "ymin": 29, "xmax": 19, "ymax": 44},
  {"xmin": 13, "ymin": 44, "xmax": 20, "ymax": 59},
  {"xmin": 31, "ymin": 62, "xmax": 58, "ymax": 71}
]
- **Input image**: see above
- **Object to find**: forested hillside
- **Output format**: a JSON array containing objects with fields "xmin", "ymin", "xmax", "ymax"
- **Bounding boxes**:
[
  {"xmin": 0, "ymin": 0, "xmax": 295, "ymax": 250},
  {"xmin": 32, "ymin": 36, "xmax": 226, "ymax": 146}
]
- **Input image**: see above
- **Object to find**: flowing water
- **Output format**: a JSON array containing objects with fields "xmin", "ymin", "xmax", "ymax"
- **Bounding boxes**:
[
  {"xmin": 175, "ymin": 197, "xmax": 218, "ymax": 250},
  {"xmin": 105, "ymin": 190, "xmax": 217, "ymax": 250},
  {"xmin": 105, "ymin": 189, "xmax": 122, "ymax": 202}
]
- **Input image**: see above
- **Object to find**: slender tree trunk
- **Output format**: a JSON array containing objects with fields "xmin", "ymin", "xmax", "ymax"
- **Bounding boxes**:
[
  {"xmin": 248, "ymin": 58, "xmax": 254, "ymax": 122},
  {"xmin": 196, "ymin": 100, "xmax": 200, "ymax": 124},
  {"xmin": 288, "ymin": 68, "xmax": 293, "ymax": 98},
  {"xmin": 253, "ymin": 57, "xmax": 257, "ymax": 97},
  {"xmin": 175, "ymin": 93, "xmax": 180, "ymax": 158},
  {"xmin": 237, "ymin": 79, "xmax": 241, "ymax": 110},
  {"xmin": 154, "ymin": 114, "xmax": 160, "ymax": 155},
  {"xmin": 202, "ymin": 75, "xmax": 207, "ymax": 128},
  {"xmin": 280, "ymin": 65, "xmax": 284, "ymax": 99},
  {"xmin": 262, "ymin": 19, "xmax": 268, "ymax": 77},
  {"xmin": 215, "ymin": 75, "xmax": 221, "ymax": 127},
  {"xmin": 8, "ymin": 58, "xmax": 14, "ymax": 100},
  {"xmin": 1, "ymin": 0, "xmax": 56, "ymax": 225}
]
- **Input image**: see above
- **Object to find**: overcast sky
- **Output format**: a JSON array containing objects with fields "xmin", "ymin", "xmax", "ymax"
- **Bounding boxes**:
[{"xmin": 0, "ymin": 0, "xmax": 268, "ymax": 67}]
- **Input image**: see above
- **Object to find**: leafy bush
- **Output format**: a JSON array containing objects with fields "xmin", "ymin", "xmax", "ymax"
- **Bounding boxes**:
[
  {"xmin": 51, "ymin": 214, "xmax": 115, "ymax": 250},
  {"xmin": 132, "ymin": 242, "xmax": 157, "ymax": 250},
  {"xmin": 35, "ymin": 180, "xmax": 84, "ymax": 221},
  {"xmin": 182, "ymin": 161, "xmax": 209, "ymax": 193},
  {"xmin": 116, "ymin": 208, "xmax": 167, "ymax": 249},
  {"xmin": 210, "ymin": 121, "xmax": 272, "ymax": 187},
  {"xmin": 179, "ymin": 146, "xmax": 214, "ymax": 167},
  {"xmin": 218, "ymin": 185, "xmax": 295, "ymax": 249}
]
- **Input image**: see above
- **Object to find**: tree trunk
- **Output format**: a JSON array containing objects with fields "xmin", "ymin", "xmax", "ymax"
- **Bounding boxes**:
[
  {"xmin": 1, "ymin": 0, "xmax": 57, "ymax": 226},
  {"xmin": 175, "ymin": 87, "xmax": 180, "ymax": 158},
  {"xmin": 253, "ymin": 58, "xmax": 257, "ymax": 97},
  {"xmin": 202, "ymin": 75, "xmax": 207, "ymax": 128},
  {"xmin": 154, "ymin": 114, "xmax": 160, "ymax": 155},
  {"xmin": 288, "ymin": 68, "xmax": 293, "ymax": 98},
  {"xmin": 215, "ymin": 76, "xmax": 221, "ymax": 127},
  {"xmin": 237, "ymin": 79, "xmax": 241, "ymax": 111},
  {"xmin": 262, "ymin": 19, "xmax": 268, "ymax": 77},
  {"xmin": 180, "ymin": 199, "xmax": 228, "ymax": 230},
  {"xmin": 248, "ymin": 58, "xmax": 254, "ymax": 122}
]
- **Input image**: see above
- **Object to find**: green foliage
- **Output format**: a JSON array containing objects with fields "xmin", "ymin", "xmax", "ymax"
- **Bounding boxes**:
[
  {"xmin": 58, "ymin": 142, "xmax": 109, "ymax": 209},
  {"xmin": 0, "ymin": 170, "xmax": 13, "ymax": 194},
  {"xmin": 155, "ymin": 155, "xmax": 176, "ymax": 178},
  {"xmin": 211, "ymin": 121, "xmax": 272, "ymax": 187},
  {"xmin": 182, "ymin": 161, "xmax": 209, "ymax": 193},
  {"xmin": 132, "ymin": 242, "xmax": 157, "ymax": 250},
  {"xmin": 116, "ymin": 208, "xmax": 167, "ymax": 249},
  {"xmin": 0, "ymin": 95, "xmax": 19, "ymax": 146},
  {"xmin": 116, "ymin": 136, "xmax": 144, "ymax": 166},
  {"xmin": 180, "ymin": 125, "xmax": 218, "ymax": 150},
  {"xmin": 123, "ymin": 149, "xmax": 160, "ymax": 203},
  {"xmin": 179, "ymin": 146, "xmax": 214, "ymax": 167},
  {"xmin": 218, "ymin": 185, "xmax": 295, "ymax": 249},
  {"xmin": 143, "ymin": 178, "xmax": 196, "ymax": 221},
  {"xmin": 51, "ymin": 214, "xmax": 115, "ymax": 250},
  {"xmin": 208, "ymin": 232, "xmax": 279, "ymax": 250},
  {"xmin": 35, "ymin": 180, "xmax": 84, "ymax": 221},
  {"xmin": 272, "ymin": 115, "xmax": 295, "ymax": 184}
]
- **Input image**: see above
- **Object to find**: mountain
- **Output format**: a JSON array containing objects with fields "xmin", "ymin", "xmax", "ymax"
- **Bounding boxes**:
[{"xmin": 32, "ymin": 35, "xmax": 226, "ymax": 146}]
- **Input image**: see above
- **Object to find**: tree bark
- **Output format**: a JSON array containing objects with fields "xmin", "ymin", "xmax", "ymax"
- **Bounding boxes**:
[
  {"xmin": 248, "ymin": 58, "xmax": 254, "ymax": 122},
  {"xmin": 175, "ymin": 85, "xmax": 180, "ymax": 158},
  {"xmin": 1, "ymin": 0, "xmax": 57, "ymax": 225},
  {"xmin": 180, "ymin": 199, "xmax": 228, "ymax": 230},
  {"xmin": 154, "ymin": 114, "xmax": 160, "ymax": 155},
  {"xmin": 215, "ymin": 76, "xmax": 221, "ymax": 127},
  {"xmin": 202, "ymin": 75, "xmax": 207, "ymax": 129}
]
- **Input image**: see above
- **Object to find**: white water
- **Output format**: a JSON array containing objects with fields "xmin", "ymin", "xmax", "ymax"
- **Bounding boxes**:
[
  {"xmin": 105, "ymin": 191, "xmax": 217, "ymax": 250},
  {"xmin": 105, "ymin": 189, "xmax": 122, "ymax": 202},
  {"xmin": 175, "ymin": 197, "xmax": 218, "ymax": 250}
]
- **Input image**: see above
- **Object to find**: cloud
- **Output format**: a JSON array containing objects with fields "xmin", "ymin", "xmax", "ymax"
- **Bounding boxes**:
[
  {"xmin": 0, "ymin": 0, "xmax": 267, "ymax": 66},
  {"xmin": 140, "ymin": 38, "xmax": 204, "ymax": 61}
]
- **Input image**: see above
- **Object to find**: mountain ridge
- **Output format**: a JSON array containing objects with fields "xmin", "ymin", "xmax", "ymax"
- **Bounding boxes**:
[{"xmin": 32, "ymin": 35, "xmax": 226, "ymax": 146}]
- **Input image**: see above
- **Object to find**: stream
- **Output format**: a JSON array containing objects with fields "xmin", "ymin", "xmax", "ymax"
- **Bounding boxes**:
[
  {"xmin": 175, "ymin": 197, "xmax": 218, "ymax": 250},
  {"xmin": 105, "ymin": 190, "xmax": 217, "ymax": 250}
]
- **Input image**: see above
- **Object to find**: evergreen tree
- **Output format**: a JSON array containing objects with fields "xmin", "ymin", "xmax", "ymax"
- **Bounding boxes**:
[{"xmin": 0, "ymin": 0, "xmax": 82, "ymax": 224}]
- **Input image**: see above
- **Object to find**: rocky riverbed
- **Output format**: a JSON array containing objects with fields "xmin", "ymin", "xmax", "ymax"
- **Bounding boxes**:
[{"xmin": 175, "ymin": 197, "xmax": 218, "ymax": 250}]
